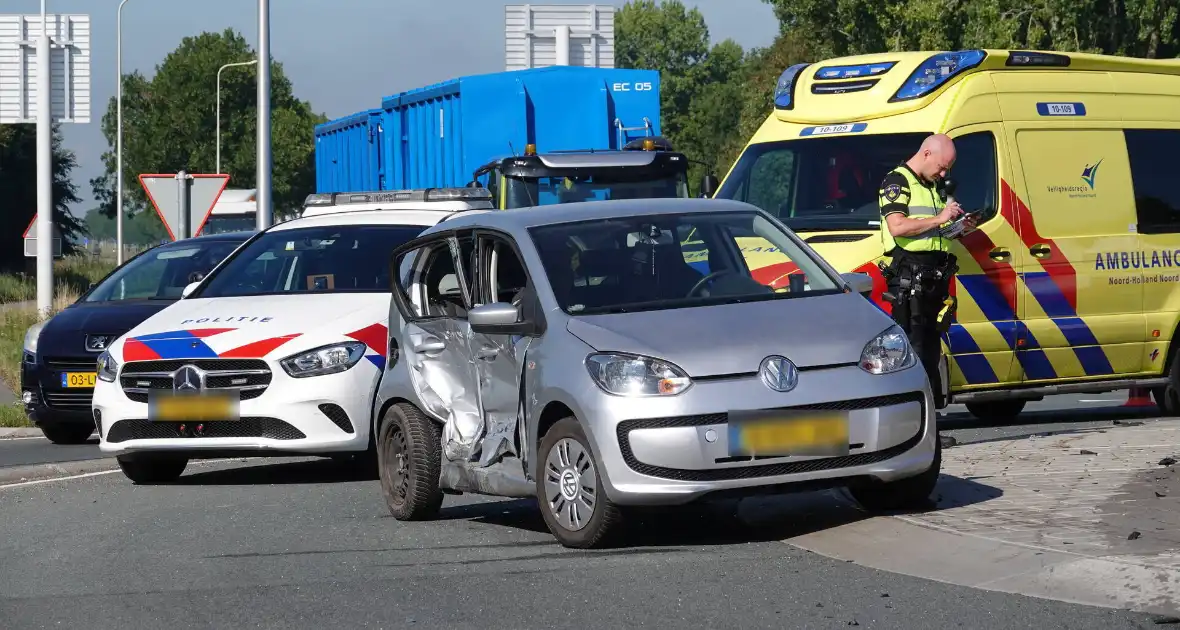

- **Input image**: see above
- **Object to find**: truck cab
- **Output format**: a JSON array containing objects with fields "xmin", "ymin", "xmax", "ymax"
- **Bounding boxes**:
[
  {"xmin": 200, "ymin": 188, "xmax": 258, "ymax": 235},
  {"xmin": 469, "ymin": 137, "xmax": 712, "ymax": 210}
]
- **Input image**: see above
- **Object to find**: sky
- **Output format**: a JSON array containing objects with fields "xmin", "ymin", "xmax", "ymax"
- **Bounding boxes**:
[{"xmin": 9, "ymin": 0, "xmax": 780, "ymax": 217}]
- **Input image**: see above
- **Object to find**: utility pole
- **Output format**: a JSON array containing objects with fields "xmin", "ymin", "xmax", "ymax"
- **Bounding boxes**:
[
  {"xmin": 35, "ymin": 0, "xmax": 53, "ymax": 316},
  {"xmin": 256, "ymin": 0, "xmax": 272, "ymax": 230}
]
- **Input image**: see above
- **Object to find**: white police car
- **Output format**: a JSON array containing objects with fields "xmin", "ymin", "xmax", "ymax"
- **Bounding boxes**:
[{"xmin": 93, "ymin": 188, "xmax": 492, "ymax": 483}]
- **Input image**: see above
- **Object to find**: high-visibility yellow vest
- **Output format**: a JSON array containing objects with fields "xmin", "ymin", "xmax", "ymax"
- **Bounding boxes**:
[{"xmin": 878, "ymin": 165, "xmax": 950, "ymax": 254}]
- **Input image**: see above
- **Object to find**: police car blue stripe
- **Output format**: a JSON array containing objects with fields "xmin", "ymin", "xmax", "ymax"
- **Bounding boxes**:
[
  {"xmin": 366, "ymin": 355, "xmax": 386, "ymax": 370},
  {"xmin": 138, "ymin": 337, "xmax": 219, "ymax": 360}
]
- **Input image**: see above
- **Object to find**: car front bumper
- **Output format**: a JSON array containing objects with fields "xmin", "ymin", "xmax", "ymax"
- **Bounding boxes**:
[
  {"xmin": 94, "ymin": 360, "xmax": 378, "ymax": 459},
  {"xmin": 580, "ymin": 362, "xmax": 936, "ymax": 506},
  {"xmin": 20, "ymin": 355, "xmax": 98, "ymax": 428}
]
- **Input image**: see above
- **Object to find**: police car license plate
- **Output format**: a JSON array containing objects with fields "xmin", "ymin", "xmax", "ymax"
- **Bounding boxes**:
[
  {"xmin": 60, "ymin": 372, "xmax": 96, "ymax": 388},
  {"xmin": 148, "ymin": 391, "xmax": 239, "ymax": 422},
  {"xmin": 728, "ymin": 409, "xmax": 850, "ymax": 457}
]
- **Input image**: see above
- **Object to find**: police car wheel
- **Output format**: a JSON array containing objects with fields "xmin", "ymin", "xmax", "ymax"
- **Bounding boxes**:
[
  {"xmin": 116, "ymin": 454, "xmax": 188, "ymax": 485},
  {"xmin": 378, "ymin": 403, "xmax": 443, "ymax": 521},
  {"xmin": 850, "ymin": 434, "xmax": 941, "ymax": 513},
  {"xmin": 965, "ymin": 400, "xmax": 1026, "ymax": 422}
]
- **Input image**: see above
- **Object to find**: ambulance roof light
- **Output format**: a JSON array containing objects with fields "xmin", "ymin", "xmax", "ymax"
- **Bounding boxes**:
[
  {"xmin": 1006, "ymin": 51, "xmax": 1071, "ymax": 67},
  {"xmin": 773, "ymin": 63, "xmax": 811, "ymax": 110},
  {"xmin": 524, "ymin": 143, "xmax": 537, "ymax": 156},
  {"xmin": 890, "ymin": 49, "xmax": 987, "ymax": 102}
]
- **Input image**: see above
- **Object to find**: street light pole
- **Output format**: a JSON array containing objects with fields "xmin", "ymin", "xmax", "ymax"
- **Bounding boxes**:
[
  {"xmin": 115, "ymin": 0, "xmax": 130, "ymax": 265},
  {"xmin": 216, "ymin": 59, "xmax": 257, "ymax": 174},
  {"xmin": 256, "ymin": 0, "xmax": 272, "ymax": 230}
]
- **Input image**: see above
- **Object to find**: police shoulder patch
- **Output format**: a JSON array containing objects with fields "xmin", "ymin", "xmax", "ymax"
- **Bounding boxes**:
[{"xmin": 884, "ymin": 184, "xmax": 903, "ymax": 202}]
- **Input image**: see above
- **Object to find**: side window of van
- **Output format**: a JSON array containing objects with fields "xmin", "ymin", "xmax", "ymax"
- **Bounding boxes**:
[
  {"xmin": 1125, "ymin": 129, "xmax": 1180, "ymax": 234},
  {"xmin": 947, "ymin": 131, "xmax": 999, "ymax": 223}
]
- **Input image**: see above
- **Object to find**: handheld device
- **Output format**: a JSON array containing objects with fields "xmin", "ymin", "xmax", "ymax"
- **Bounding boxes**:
[{"xmin": 937, "ymin": 178, "xmax": 980, "ymax": 240}]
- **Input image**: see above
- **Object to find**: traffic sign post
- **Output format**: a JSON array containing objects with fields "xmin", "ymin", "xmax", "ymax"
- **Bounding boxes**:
[
  {"xmin": 22, "ymin": 214, "xmax": 62, "ymax": 258},
  {"xmin": 138, "ymin": 173, "xmax": 230, "ymax": 241},
  {"xmin": 1, "ymin": 11, "xmax": 92, "ymax": 316}
]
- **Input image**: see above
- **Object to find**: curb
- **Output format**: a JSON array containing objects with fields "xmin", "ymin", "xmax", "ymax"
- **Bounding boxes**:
[
  {"xmin": 0, "ymin": 427, "xmax": 44, "ymax": 439},
  {"xmin": 0, "ymin": 457, "xmax": 121, "ymax": 486}
]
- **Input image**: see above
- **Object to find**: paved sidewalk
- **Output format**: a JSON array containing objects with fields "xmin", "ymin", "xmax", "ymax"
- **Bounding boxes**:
[{"xmin": 788, "ymin": 419, "xmax": 1180, "ymax": 618}]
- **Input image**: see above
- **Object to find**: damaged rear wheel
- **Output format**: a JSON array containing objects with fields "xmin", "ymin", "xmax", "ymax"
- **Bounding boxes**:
[
  {"xmin": 378, "ymin": 403, "xmax": 443, "ymax": 521},
  {"xmin": 537, "ymin": 417, "xmax": 622, "ymax": 549}
]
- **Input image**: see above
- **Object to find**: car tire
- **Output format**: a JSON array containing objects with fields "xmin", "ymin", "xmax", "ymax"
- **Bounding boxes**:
[
  {"xmin": 378, "ymin": 403, "xmax": 443, "ymax": 521},
  {"xmin": 117, "ymin": 455, "xmax": 188, "ymax": 484},
  {"xmin": 536, "ymin": 417, "xmax": 623, "ymax": 549},
  {"xmin": 1152, "ymin": 350, "xmax": 1180, "ymax": 415},
  {"xmin": 850, "ymin": 434, "xmax": 942, "ymax": 513},
  {"xmin": 965, "ymin": 400, "xmax": 1026, "ymax": 422},
  {"xmin": 40, "ymin": 423, "xmax": 95, "ymax": 445}
]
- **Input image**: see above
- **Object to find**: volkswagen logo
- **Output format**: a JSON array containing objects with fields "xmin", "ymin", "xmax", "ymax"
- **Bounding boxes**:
[
  {"xmin": 85, "ymin": 334, "xmax": 114, "ymax": 352},
  {"xmin": 172, "ymin": 365, "xmax": 204, "ymax": 392},
  {"xmin": 759, "ymin": 356, "xmax": 798, "ymax": 392}
]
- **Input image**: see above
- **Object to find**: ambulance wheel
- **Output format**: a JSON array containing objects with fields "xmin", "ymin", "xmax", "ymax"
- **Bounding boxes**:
[
  {"xmin": 965, "ymin": 400, "xmax": 1026, "ymax": 423},
  {"xmin": 1152, "ymin": 349, "xmax": 1180, "ymax": 415},
  {"xmin": 378, "ymin": 403, "xmax": 443, "ymax": 521}
]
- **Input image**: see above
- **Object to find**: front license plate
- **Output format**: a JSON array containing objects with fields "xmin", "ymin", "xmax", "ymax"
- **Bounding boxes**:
[
  {"xmin": 60, "ymin": 372, "xmax": 97, "ymax": 388},
  {"xmin": 728, "ymin": 409, "xmax": 850, "ymax": 457},
  {"xmin": 148, "ymin": 391, "xmax": 240, "ymax": 423}
]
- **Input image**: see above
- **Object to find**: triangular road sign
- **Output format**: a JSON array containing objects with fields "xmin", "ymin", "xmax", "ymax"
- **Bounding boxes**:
[
  {"xmin": 22, "ymin": 213, "xmax": 62, "ymax": 257},
  {"xmin": 139, "ymin": 173, "xmax": 230, "ymax": 240}
]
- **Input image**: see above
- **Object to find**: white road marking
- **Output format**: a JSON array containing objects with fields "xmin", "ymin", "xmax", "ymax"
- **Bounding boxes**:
[
  {"xmin": 1078, "ymin": 399, "xmax": 1119, "ymax": 403},
  {"xmin": 0, "ymin": 457, "xmax": 264, "ymax": 491}
]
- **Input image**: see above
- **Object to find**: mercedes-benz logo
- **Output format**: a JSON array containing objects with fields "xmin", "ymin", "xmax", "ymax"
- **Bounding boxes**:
[
  {"xmin": 759, "ymin": 355, "xmax": 798, "ymax": 392},
  {"xmin": 172, "ymin": 365, "xmax": 204, "ymax": 392},
  {"xmin": 85, "ymin": 334, "xmax": 113, "ymax": 352}
]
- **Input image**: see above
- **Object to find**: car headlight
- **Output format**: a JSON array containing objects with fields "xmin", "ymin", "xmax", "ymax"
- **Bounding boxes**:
[
  {"xmin": 97, "ymin": 350, "xmax": 118, "ymax": 383},
  {"xmin": 859, "ymin": 325, "xmax": 916, "ymax": 375},
  {"xmin": 584, "ymin": 353, "xmax": 692, "ymax": 397},
  {"xmin": 280, "ymin": 342, "xmax": 367, "ymax": 378},
  {"xmin": 23, "ymin": 320, "xmax": 46, "ymax": 356}
]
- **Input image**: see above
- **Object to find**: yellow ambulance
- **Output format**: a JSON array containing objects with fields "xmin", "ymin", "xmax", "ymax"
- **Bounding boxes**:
[{"xmin": 711, "ymin": 48, "xmax": 1180, "ymax": 421}]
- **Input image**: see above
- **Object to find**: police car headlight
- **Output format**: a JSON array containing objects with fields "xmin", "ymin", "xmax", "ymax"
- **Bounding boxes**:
[
  {"xmin": 859, "ymin": 325, "xmax": 916, "ymax": 375},
  {"xmin": 97, "ymin": 350, "xmax": 118, "ymax": 383},
  {"xmin": 280, "ymin": 342, "xmax": 367, "ymax": 378},
  {"xmin": 585, "ymin": 353, "xmax": 692, "ymax": 397}
]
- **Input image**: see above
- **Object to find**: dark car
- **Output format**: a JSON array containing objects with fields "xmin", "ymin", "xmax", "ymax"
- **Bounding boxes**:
[{"xmin": 20, "ymin": 231, "xmax": 255, "ymax": 444}]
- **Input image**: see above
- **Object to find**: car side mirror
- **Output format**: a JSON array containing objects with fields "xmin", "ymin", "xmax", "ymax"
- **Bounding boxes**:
[
  {"xmin": 181, "ymin": 282, "xmax": 200, "ymax": 298},
  {"xmin": 700, "ymin": 173, "xmax": 719, "ymax": 198},
  {"xmin": 469, "ymin": 302, "xmax": 520, "ymax": 332},
  {"xmin": 841, "ymin": 272, "xmax": 874, "ymax": 296}
]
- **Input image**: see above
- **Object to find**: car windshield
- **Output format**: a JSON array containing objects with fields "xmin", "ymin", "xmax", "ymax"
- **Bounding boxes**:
[
  {"xmin": 201, "ymin": 214, "xmax": 255, "ymax": 234},
  {"xmin": 713, "ymin": 132, "xmax": 930, "ymax": 231},
  {"xmin": 504, "ymin": 173, "xmax": 689, "ymax": 208},
  {"xmin": 528, "ymin": 210, "xmax": 842, "ymax": 315},
  {"xmin": 196, "ymin": 224, "xmax": 425, "ymax": 298},
  {"xmin": 83, "ymin": 239, "xmax": 244, "ymax": 303}
]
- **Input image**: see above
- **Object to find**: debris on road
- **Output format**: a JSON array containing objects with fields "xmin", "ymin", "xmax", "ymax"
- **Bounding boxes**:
[
  {"xmin": 1080, "ymin": 449, "xmax": 1098, "ymax": 455},
  {"xmin": 1159, "ymin": 456, "xmax": 1177, "ymax": 466},
  {"xmin": 1128, "ymin": 531, "xmax": 1142, "ymax": 540}
]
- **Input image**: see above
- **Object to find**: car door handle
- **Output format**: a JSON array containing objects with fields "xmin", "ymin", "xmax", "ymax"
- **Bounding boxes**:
[
  {"xmin": 1029, "ymin": 243, "xmax": 1051, "ymax": 259},
  {"xmin": 411, "ymin": 338, "xmax": 445, "ymax": 354},
  {"xmin": 475, "ymin": 345, "xmax": 499, "ymax": 360},
  {"xmin": 988, "ymin": 247, "xmax": 1010, "ymax": 261}
]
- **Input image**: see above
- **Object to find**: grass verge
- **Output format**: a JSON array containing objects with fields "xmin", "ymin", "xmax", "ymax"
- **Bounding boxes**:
[
  {"xmin": 0, "ymin": 255, "xmax": 115, "ymax": 304},
  {"xmin": 0, "ymin": 288, "xmax": 83, "ymax": 428}
]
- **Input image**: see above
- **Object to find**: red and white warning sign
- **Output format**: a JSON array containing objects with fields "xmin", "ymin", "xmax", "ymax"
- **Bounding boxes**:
[{"xmin": 139, "ymin": 173, "xmax": 230, "ymax": 240}]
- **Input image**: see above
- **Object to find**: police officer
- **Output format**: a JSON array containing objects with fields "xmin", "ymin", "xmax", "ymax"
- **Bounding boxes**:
[{"xmin": 879, "ymin": 134, "xmax": 974, "ymax": 408}]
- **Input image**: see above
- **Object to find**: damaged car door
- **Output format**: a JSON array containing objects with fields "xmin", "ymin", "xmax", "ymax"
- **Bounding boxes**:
[{"xmin": 390, "ymin": 233, "xmax": 483, "ymax": 462}]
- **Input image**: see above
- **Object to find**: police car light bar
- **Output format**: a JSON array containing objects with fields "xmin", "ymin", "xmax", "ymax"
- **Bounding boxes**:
[
  {"xmin": 889, "ymin": 49, "xmax": 987, "ymax": 102},
  {"xmin": 302, "ymin": 187, "xmax": 493, "ymax": 207}
]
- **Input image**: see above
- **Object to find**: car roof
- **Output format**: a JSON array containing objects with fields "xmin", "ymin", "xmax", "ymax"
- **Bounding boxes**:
[
  {"xmin": 426, "ymin": 198, "xmax": 762, "ymax": 235},
  {"xmin": 270, "ymin": 208, "xmax": 469, "ymax": 231},
  {"xmin": 190, "ymin": 230, "xmax": 256, "ymax": 241}
]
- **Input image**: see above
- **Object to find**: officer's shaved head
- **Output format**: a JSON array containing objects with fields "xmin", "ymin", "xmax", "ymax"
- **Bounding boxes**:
[{"xmin": 908, "ymin": 133, "xmax": 957, "ymax": 183}]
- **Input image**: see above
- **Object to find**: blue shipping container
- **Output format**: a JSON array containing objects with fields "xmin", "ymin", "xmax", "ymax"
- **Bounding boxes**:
[
  {"xmin": 313, "ymin": 109, "xmax": 383, "ymax": 193},
  {"xmin": 313, "ymin": 66, "xmax": 662, "ymax": 193}
]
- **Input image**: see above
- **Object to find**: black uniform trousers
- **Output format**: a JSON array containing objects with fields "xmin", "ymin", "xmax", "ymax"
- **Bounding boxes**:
[{"xmin": 884, "ymin": 249, "xmax": 956, "ymax": 404}]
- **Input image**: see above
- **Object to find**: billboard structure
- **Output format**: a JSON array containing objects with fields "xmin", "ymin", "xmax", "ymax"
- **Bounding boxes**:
[{"xmin": 505, "ymin": 4, "xmax": 614, "ymax": 70}]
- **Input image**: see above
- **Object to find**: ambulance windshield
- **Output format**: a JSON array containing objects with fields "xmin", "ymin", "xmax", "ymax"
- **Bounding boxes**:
[{"xmin": 714, "ymin": 132, "xmax": 930, "ymax": 231}]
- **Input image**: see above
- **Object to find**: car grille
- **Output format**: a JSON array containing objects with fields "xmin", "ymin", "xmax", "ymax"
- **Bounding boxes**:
[
  {"xmin": 104, "ymin": 417, "xmax": 305, "ymax": 443},
  {"xmin": 43, "ymin": 391, "xmax": 93, "ymax": 410},
  {"xmin": 119, "ymin": 359, "xmax": 272, "ymax": 403},
  {"xmin": 44, "ymin": 357, "xmax": 99, "ymax": 371},
  {"xmin": 615, "ymin": 392, "xmax": 926, "ymax": 482}
]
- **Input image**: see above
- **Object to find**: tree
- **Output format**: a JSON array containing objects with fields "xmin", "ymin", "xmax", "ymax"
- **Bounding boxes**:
[
  {"xmin": 91, "ymin": 28, "xmax": 327, "ymax": 225},
  {"xmin": 615, "ymin": 0, "xmax": 749, "ymax": 191},
  {"xmin": 0, "ymin": 123, "xmax": 86, "ymax": 272}
]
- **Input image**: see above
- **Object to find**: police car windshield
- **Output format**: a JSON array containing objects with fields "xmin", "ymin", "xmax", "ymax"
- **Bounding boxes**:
[
  {"xmin": 83, "ymin": 239, "xmax": 244, "ymax": 302},
  {"xmin": 528, "ymin": 211, "xmax": 842, "ymax": 315},
  {"xmin": 196, "ymin": 224, "xmax": 425, "ymax": 298},
  {"xmin": 713, "ymin": 133, "xmax": 930, "ymax": 231}
]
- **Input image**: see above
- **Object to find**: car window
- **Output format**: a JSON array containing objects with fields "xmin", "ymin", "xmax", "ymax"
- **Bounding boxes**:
[
  {"xmin": 196, "ymin": 224, "xmax": 424, "ymax": 298},
  {"xmin": 1125, "ymin": 128, "xmax": 1180, "ymax": 233},
  {"xmin": 393, "ymin": 237, "xmax": 471, "ymax": 319},
  {"xmin": 83, "ymin": 240, "xmax": 242, "ymax": 302},
  {"xmin": 528, "ymin": 210, "xmax": 841, "ymax": 315},
  {"xmin": 474, "ymin": 234, "xmax": 530, "ymax": 307}
]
